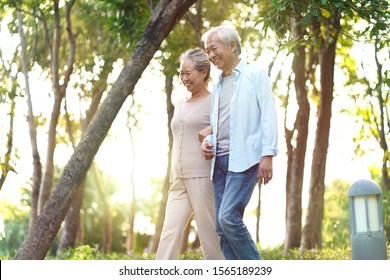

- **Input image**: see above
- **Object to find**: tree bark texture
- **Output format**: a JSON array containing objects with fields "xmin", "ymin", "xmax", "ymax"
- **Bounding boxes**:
[
  {"xmin": 14, "ymin": 0, "xmax": 197, "ymax": 260},
  {"xmin": 301, "ymin": 15, "xmax": 340, "ymax": 250},
  {"xmin": 56, "ymin": 178, "xmax": 85, "ymax": 254},
  {"xmin": 57, "ymin": 64, "xmax": 112, "ymax": 254},
  {"xmin": 284, "ymin": 40, "xmax": 310, "ymax": 254},
  {"xmin": 283, "ymin": 15, "xmax": 312, "ymax": 254}
]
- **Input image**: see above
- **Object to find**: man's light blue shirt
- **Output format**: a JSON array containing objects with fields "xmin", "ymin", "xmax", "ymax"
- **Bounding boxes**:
[{"xmin": 205, "ymin": 59, "xmax": 278, "ymax": 173}]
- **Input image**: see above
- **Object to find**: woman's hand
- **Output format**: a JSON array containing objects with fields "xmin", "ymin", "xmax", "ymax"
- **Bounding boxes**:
[
  {"xmin": 200, "ymin": 140, "xmax": 214, "ymax": 160},
  {"xmin": 198, "ymin": 125, "xmax": 213, "ymax": 142}
]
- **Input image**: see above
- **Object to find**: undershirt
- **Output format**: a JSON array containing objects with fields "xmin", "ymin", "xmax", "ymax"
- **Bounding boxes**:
[{"xmin": 216, "ymin": 74, "xmax": 234, "ymax": 156}]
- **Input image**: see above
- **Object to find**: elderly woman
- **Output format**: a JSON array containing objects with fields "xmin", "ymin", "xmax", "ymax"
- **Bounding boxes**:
[{"xmin": 156, "ymin": 48, "xmax": 223, "ymax": 260}]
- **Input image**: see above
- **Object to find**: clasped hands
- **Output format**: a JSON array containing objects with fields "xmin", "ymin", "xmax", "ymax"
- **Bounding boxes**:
[
  {"xmin": 198, "ymin": 126, "xmax": 273, "ymax": 185},
  {"xmin": 198, "ymin": 126, "xmax": 214, "ymax": 160}
]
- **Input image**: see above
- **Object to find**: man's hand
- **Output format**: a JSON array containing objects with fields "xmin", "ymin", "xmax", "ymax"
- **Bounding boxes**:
[
  {"xmin": 200, "ymin": 140, "xmax": 214, "ymax": 160},
  {"xmin": 257, "ymin": 156, "xmax": 273, "ymax": 185},
  {"xmin": 198, "ymin": 125, "xmax": 213, "ymax": 142}
]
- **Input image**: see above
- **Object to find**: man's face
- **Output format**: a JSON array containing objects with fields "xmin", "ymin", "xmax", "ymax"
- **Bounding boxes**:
[{"xmin": 205, "ymin": 33, "xmax": 235, "ymax": 73}]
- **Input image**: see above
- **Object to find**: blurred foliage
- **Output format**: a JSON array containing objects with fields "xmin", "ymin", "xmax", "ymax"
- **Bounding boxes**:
[
  {"xmin": 74, "ymin": 0, "xmax": 152, "ymax": 62},
  {"xmin": 0, "ymin": 191, "xmax": 29, "ymax": 257},
  {"xmin": 383, "ymin": 189, "xmax": 390, "ymax": 242},
  {"xmin": 322, "ymin": 179, "xmax": 351, "ymax": 248},
  {"xmin": 55, "ymin": 244, "xmax": 154, "ymax": 260},
  {"xmin": 97, "ymin": 0, "xmax": 151, "ymax": 49},
  {"xmin": 370, "ymin": 164, "xmax": 390, "ymax": 241},
  {"xmin": 260, "ymin": 0, "xmax": 390, "ymax": 43}
]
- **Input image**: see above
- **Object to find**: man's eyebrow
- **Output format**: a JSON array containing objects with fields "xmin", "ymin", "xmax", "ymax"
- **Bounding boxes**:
[{"xmin": 206, "ymin": 43, "xmax": 216, "ymax": 49}]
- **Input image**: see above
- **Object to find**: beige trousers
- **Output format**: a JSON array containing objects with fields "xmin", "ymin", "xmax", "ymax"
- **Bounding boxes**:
[{"xmin": 156, "ymin": 177, "xmax": 224, "ymax": 260}]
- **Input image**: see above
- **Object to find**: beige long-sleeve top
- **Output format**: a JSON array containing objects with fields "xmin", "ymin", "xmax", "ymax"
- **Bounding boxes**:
[{"xmin": 170, "ymin": 95, "xmax": 211, "ymax": 182}]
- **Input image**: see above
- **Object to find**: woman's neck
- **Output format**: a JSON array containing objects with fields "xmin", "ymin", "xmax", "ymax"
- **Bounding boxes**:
[{"xmin": 187, "ymin": 89, "xmax": 209, "ymax": 102}]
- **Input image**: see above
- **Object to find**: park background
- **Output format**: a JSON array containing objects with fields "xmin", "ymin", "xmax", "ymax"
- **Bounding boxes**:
[{"xmin": 0, "ymin": 0, "xmax": 389, "ymax": 260}]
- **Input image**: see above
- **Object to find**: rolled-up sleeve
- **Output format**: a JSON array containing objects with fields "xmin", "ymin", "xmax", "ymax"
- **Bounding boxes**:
[{"xmin": 256, "ymin": 70, "xmax": 278, "ymax": 158}]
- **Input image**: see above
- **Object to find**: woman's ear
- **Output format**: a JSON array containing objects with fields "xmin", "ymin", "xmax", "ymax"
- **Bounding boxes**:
[{"xmin": 202, "ymin": 68, "xmax": 208, "ymax": 80}]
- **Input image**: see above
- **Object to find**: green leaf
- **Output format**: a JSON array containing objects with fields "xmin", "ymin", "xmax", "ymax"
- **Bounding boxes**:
[
  {"xmin": 293, "ymin": 2, "xmax": 301, "ymax": 14},
  {"xmin": 310, "ymin": 7, "xmax": 320, "ymax": 17}
]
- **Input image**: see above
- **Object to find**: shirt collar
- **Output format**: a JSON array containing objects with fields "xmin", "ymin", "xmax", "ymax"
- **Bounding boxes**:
[
  {"xmin": 218, "ymin": 59, "xmax": 245, "ymax": 81},
  {"xmin": 234, "ymin": 59, "xmax": 245, "ymax": 74}
]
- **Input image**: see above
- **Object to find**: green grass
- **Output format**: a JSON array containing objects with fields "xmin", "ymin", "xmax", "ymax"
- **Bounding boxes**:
[
  {"xmin": 3, "ymin": 244, "xmax": 388, "ymax": 260},
  {"xmin": 51, "ymin": 244, "xmax": 360, "ymax": 260}
]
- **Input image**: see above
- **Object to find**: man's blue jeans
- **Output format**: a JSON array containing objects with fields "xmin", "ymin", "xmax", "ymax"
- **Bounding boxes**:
[{"xmin": 213, "ymin": 154, "xmax": 261, "ymax": 260}]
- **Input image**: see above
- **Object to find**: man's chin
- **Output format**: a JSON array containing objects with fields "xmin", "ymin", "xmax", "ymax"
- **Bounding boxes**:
[{"xmin": 213, "ymin": 61, "xmax": 223, "ymax": 70}]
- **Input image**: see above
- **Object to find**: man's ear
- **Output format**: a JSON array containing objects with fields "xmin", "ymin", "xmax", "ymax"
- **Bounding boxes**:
[{"xmin": 230, "ymin": 41, "xmax": 237, "ymax": 54}]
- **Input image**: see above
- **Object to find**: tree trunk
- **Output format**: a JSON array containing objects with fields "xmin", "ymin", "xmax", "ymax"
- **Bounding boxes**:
[
  {"xmin": 56, "ymin": 178, "xmax": 85, "ymax": 254},
  {"xmin": 38, "ymin": 0, "xmax": 76, "ymax": 214},
  {"xmin": 14, "ymin": 0, "xmax": 197, "ymax": 260},
  {"xmin": 191, "ymin": 232, "xmax": 201, "ymax": 250},
  {"xmin": 57, "ymin": 74, "xmax": 110, "ymax": 254},
  {"xmin": 17, "ymin": 11, "xmax": 43, "ymax": 229},
  {"xmin": 301, "ymin": 16, "xmax": 340, "ymax": 250},
  {"xmin": 94, "ymin": 167, "xmax": 112, "ymax": 254},
  {"xmin": 126, "ymin": 100, "xmax": 139, "ymax": 254},
  {"xmin": 149, "ymin": 72, "xmax": 175, "ymax": 253},
  {"xmin": 283, "ymin": 19, "xmax": 311, "ymax": 254},
  {"xmin": 126, "ymin": 200, "xmax": 136, "ymax": 253},
  {"xmin": 373, "ymin": 42, "xmax": 390, "ymax": 191},
  {"xmin": 0, "ymin": 92, "xmax": 15, "ymax": 191}
]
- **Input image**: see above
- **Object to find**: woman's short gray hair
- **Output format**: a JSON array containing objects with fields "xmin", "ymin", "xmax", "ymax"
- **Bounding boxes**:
[
  {"xmin": 201, "ymin": 25, "xmax": 241, "ymax": 56},
  {"xmin": 180, "ymin": 48, "xmax": 211, "ymax": 82}
]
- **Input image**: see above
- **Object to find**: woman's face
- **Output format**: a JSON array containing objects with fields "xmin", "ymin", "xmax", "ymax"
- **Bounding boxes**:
[{"xmin": 179, "ymin": 58, "xmax": 206, "ymax": 93}]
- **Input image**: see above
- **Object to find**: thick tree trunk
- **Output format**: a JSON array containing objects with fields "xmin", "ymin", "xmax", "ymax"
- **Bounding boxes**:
[
  {"xmin": 14, "ymin": 0, "xmax": 197, "ymax": 260},
  {"xmin": 57, "ymin": 75, "xmax": 109, "ymax": 254},
  {"xmin": 301, "ymin": 16, "xmax": 340, "ymax": 250},
  {"xmin": 56, "ymin": 178, "xmax": 85, "ymax": 254}
]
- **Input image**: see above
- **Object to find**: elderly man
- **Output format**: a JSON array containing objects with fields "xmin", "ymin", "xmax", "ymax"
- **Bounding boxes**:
[{"xmin": 200, "ymin": 25, "xmax": 278, "ymax": 260}]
